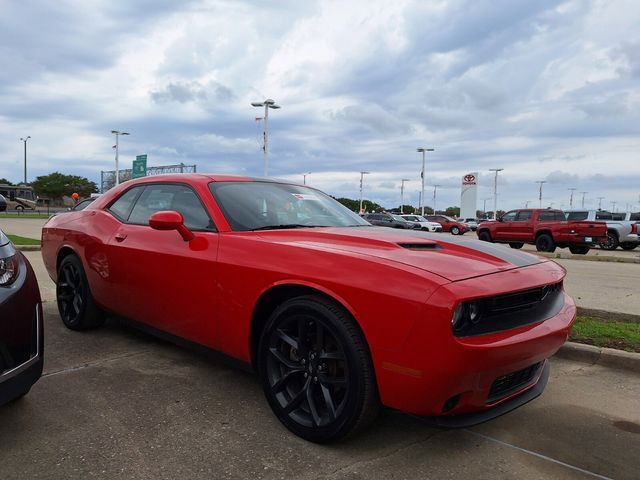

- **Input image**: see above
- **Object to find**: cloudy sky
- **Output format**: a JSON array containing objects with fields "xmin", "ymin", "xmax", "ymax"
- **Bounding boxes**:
[{"xmin": 1, "ymin": 0, "xmax": 639, "ymax": 212}]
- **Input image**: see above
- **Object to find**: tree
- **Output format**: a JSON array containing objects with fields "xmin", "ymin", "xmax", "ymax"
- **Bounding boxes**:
[
  {"xmin": 32, "ymin": 172, "xmax": 98, "ymax": 201},
  {"xmin": 444, "ymin": 206, "xmax": 460, "ymax": 217},
  {"xmin": 334, "ymin": 197, "xmax": 383, "ymax": 214},
  {"xmin": 0, "ymin": 178, "xmax": 13, "ymax": 185}
]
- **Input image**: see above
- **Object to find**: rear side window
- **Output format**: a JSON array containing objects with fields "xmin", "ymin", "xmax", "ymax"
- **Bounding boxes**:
[
  {"xmin": 567, "ymin": 211, "xmax": 588, "ymax": 221},
  {"xmin": 108, "ymin": 187, "xmax": 144, "ymax": 221},
  {"xmin": 538, "ymin": 210, "xmax": 565, "ymax": 221},
  {"xmin": 595, "ymin": 211, "xmax": 613, "ymax": 220},
  {"xmin": 611, "ymin": 213, "xmax": 626, "ymax": 221},
  {"xmin": 516, "ymin": 211, "xmax": 532, "ymax": 221},
  {"xmin": 630, "ymin": 213, "xmax": 640, "ymax": 221}
]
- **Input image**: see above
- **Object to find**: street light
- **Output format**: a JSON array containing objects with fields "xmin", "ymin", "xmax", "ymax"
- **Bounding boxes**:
[
  {"xmin": 400, "ymin": 179, "xmax": 410, "ymax": 213},
  {"xmin": 489, "ymin": 168, "xmax": 503, "ymax": 219},
  {"xmin": 568, "ymin": 188, "xmax": 577, "ymax": 208},
  {"xmin": 597, "ymin": 196, "xmax": 605, "ymax": 210},
  {"xmin": 359, "ymin": 171, "xmax": 370, "ymax": 214},
  {"xmin": 433, "ymin": 184, "xmax": 441, "ymax": 215},
  {"xmin": 20, "ymin": 136, "xmax": 31, "ymax": 184},
  {"xmin": 303, "ymin": 172, "xmax": 311, "ymax": 185},
  {"xmin": 536, "ymin": 180, "xmax": 547, "ymax": 208},
  {"xmin": 417, "ymin": 147, "xmax": 434, "ymax": 216},
  {"xmin": 580, "ymin": 191, "xmax": 588, "ymax": 209},
  {"xmin": 483, "ymin": 197, "xmax": 492, "ymax": 216},
  {"xmin": 524, "ymin": 200, "xmax": 532, "ymax": 208},
  {"xmin": 111, "ymin": 130, "xmax": 130, "ymax": 186},
  {"xmin": 251, "ymin": 99, "xmax": 281, "ymax": 176}
]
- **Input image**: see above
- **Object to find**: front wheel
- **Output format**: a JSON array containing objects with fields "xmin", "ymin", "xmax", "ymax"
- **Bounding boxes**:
[
  {"xmin": 56, "ymin": 255, "xmax": 105, "ymax": 330},
  {"xmin": 600, "ymin": 232, "xmax": 619, "ymax": 250},
  {"xmin": 258, "ymin": 295, "xmax": 380, "ymax": 443},
  {"xmin": 620, "ymin": 242, "xmax": 637, "ymax": 251},
  {"xmin": 509, "ymin": 242, "xmax": 524, "ymax": 249},
  {"xmin": 450, "ymin": 226, "xmax": 460, "ymax": 235},
  {"xmin": 569, "ymin": 246, "xmax": 590, "ymax": 255},
  {"xmin": 535, "ymin": 234, "xmax": 556, "ymax": 253},
  {"xmin": 478, "ymin": 231, "xmax": 492, "ymax": 242}
]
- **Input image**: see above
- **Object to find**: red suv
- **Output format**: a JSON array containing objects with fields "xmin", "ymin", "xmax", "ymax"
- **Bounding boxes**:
[{"xmin": 425, "ymin": 215, "xmax": 468, "ymax": 235}]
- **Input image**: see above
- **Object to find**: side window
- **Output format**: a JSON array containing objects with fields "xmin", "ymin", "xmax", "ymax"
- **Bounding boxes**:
[
  {"xmin": 595, "ymin": 211, "xmax": 612, "ymax": 220},
  {"xmin": 538, "ymin": 211, "xmax": 553, "ymax": 221},
  {"xmin": 129, "ymin": 184, "xmax": 214, "ymax": 231},
  {"xmin": 515, "ymin": 210, "xmax": 532, "ymax": 221},
  {"xmin": 630, "ymin": 213, "xmax": 640, "ymax": 221},
  {"xmin": 502, "ymin": 211, "xmax": 517, "ymax": 221},
  {"xmin": 567, "ymin": 211, "xmax": 588, "ymax": 221},
  {"xmin": 108, "ymin": 187, "xmax": 144, "ymax": 221}
]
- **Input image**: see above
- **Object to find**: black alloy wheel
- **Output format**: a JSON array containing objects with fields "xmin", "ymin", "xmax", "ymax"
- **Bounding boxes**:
[
  {"xmin": 56, "ymin": 255, "xmax": 105, "ymax": 330},
  {"xmin": 600, "ymin": 231, "xmax": 619, "ymax": 250},
  {"xmin": 569, "ymin": 246, "xmax": 590, "ymax": 255},
  {"xmin": 450, "ymin": 226, "xmax": 460, "ymax": 235},
  {"xmin": 535, "ymin": 233, "xmax": 556, "ymax": 253},
  {"xmin": 478, "ymin": 231, "xmax": 492, "ymax": 242},
  {"xmin": 258, "ymin": 295, "xmax": 379, "ymax": 443},
  {"xmin": 509, "ymin": 242, "xmax": 524, "ymax": 249},
  {"xmin": 620, "ymin": 242, "xmax": 638, "ymax": 251}
]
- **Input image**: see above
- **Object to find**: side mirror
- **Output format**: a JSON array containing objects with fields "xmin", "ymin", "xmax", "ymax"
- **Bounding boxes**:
[{"xmin": 149, "ymin": 210, "xmax": 195, "ymax": 241}]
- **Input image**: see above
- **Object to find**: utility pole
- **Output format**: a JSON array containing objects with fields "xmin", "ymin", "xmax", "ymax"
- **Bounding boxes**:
[
  {"xmin": 251, "ymin": 99, "xmax": 281, "ymax": 176},
  {"xmin": 536, "ymin": 180, "xmax": 547, "ymax": 208},
  {"xmin": 489, "ymin": 169, "xmax": 504, "ymax": 219},
  {"xmin": 359, "ymin": 171, "xmax": 370, "ymax": 214},
  {"xmin": 483, "ymin": 197, "xmax": 491, "ymax": 217},
  {"xmin": 611, "ymin": 201, "xmax": 617, "ymax": 213},
  {"xmin": 597, "ymin": 196, "xmax": 605, "ymax": 210},
  {"xmin": 580, "ymin": 191, "xmax": 588, "ymax": 208},
  {"xmin": 433, "ymin": 184, "xmax": 441, "ymax": 215},
  {"xmin": 400, "ymin": 179, "xmax": 410, "ymax": 213},
  {"xmin": 303, "ymin": 172, "xmax": 311, "ymax": 185},
  {"xmin": 417, "ymin": 148, "xmax": 434, "ymax": 216},
  {"xmin": 20, "ymin": 136, "xmax": 31, "ymax": 184},
  {"xmin": 568, "ymin": 188, "xmax": 577, "ymax": 208},
  {"xmin": 111, "ymin": 130, "xmax": 130, "ymax": 186}
]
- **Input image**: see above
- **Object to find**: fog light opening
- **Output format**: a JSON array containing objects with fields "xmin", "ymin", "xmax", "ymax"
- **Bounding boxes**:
[{"xmin": 442, "ymin": 394, "xmax": 461, "ymax": 414}]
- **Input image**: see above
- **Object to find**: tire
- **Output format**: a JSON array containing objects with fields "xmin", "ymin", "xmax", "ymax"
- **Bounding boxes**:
[
  {"xmin": 450, "ymin": 226, "xmax": 460, "ymax": 235},
  {"xmin": 535, "ymin": 233, "xmax": 556, "ymax": 253},
  {"xmin": 509, "ymin": 243, "xmax": 524, "ymax": 249},
  {"xmin": 620, "ymin": 242, "xmax": 638, "ymax": 251},
  {"xmin": 56, "ymin": 255, "xmax": 105, "ymax": 330},
  {"xmin": 569, "ymin": 246, "xmax": 590, "ymax": 255},
  {"xmin": 600, "ymin": 231, "xmax": 619, "ymax": 250},
  {"xmin": 15, "ymin": 205, "xmax": 24, "ymax": 211},
  {"xmin": 258, "ymin": 295, "xmax": 380, "ymax": 443},
  {"xmin": 478, "ymin": 231, "xmax": 492, "ymax": 242}
]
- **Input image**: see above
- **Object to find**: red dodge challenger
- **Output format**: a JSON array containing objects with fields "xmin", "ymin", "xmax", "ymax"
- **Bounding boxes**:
[{"xmin": 41, "ymin": 174, "xmax": 575, "ymax": 442}]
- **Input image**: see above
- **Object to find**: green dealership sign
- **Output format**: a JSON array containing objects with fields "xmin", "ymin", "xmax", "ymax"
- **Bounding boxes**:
[{"xmin": 132, "ymin": 154, "xmax": 147, "ymax": 178}]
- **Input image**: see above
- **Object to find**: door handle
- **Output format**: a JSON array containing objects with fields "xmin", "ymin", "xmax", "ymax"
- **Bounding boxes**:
[{"xmin": 115, "ymin": 233, "xmax": 128, "ymax": 242}]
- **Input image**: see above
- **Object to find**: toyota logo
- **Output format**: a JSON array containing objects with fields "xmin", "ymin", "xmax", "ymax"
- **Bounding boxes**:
[{"xmin": 464, "ymin": 174, "xmax": 476, "ymax": 182}]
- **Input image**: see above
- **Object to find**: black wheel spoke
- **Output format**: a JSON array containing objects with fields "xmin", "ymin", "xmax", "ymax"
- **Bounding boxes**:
[
  {"xmin": 283, "ymin": 377, "xmax": 310, "ymax": 413},
  {"xmin": 269, "ymin": 348, "xmax": 300, "ymax": 370},
  {"xmin": 319, "ymin": 374, "xmax": 347, "ymax": 387},
  {"xmin": 306, "ymin": 384, "xmax": 322, "ymax": 427},
  {"xmin": 276, "ymin": 328, "xmax": 299, "ymax": 350},
  {"xmin": 319, "ymin": 351, "xmax": 345, "ymax": 361},
  {"xmin": 320, "ymin": 384, "xmax": 337, "ymax": 421},
  {"xmin": 271, "ymin": 368, "xmax": 304, "ymax": 393}
]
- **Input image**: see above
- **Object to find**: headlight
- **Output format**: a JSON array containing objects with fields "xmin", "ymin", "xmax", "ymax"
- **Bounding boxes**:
[
  {"xmin": 0, "ymin": 254, "xmax": 19, "ymax": 286},
  {"xmin": 451, "ymin": 301, "xmax": 483, "ymax": 333}
]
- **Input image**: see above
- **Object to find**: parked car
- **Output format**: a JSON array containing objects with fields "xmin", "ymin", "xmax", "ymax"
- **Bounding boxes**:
[
  {"xmin": 425, "ymin": 215, "xmax": 468, "ymax": 235},
  {"xmin": 51, "ymin": 196, "xmax": 100, "ymax": 217},
  {"xmin": 565, "ymin": 210, "xmax": 639, "ymax": 251},
  {"xmin": 459, "ymin": 218, "xmax": 479, "ymax": 231},
  {"xmin": 0, "ymin": 194, "xmax": 7, "ymax": 212},
  {"xmin": 41, "ymin": 174, "xmax": 576, "ymax": 442},
  {"xmin": 399, "ymin": 214, "xmax": 443, "ymax": 232},
  {"xmin": 0, "ymin": 228, "xmax": 43, "ymax": 405},
  {"xmin": 362, "ymin": 212, "xmax": 414, "ymax": 229},
  {"xmin": 477, "ymin": 209, "xmax": 607, "ymax": 254}
]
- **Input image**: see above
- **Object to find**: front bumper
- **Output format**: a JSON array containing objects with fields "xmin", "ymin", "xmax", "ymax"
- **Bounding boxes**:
[
  {"xmin": 0, "ymin": 251, "xmax": 44, "ymax": 405},
  {"xmin": 373, "ymin": 261, "xmax": 573, "ymax": 419}
]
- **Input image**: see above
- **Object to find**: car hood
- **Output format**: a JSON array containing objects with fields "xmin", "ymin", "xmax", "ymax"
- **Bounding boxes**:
[{"xmin": 253, "ymin": 226, "xmax": 546, "ymax": 282}]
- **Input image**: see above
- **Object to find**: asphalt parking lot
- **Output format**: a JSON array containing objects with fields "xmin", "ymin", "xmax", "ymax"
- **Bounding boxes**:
[{"xmin": 0, "ymin": 250, "xmax": 639, "ymax": 479}]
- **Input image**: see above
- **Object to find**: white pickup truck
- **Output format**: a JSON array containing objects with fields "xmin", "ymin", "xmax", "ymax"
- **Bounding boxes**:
[{"xmin": 565, "ymin": 210, "xmax": 639, "ymax": 250}]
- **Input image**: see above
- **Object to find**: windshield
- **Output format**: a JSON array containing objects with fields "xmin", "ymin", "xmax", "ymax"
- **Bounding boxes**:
[
  {"xmin": 391, "ymin": 215, "xmax": 406, "ymax": 221},
  {"xmin": 209, "ymin": 181, "xmax": 370, "ymax": 231},
  {"xmin": 415, "ymin": 216, "xmax": 428, "ymax": 222}
]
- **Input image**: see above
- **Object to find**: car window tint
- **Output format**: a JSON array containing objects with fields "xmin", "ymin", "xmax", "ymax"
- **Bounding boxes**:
[
  {"xmin": 595, "ymin": 211, "xmax": 613, "ymax": 220},
  {"xmin": 502, "ymin": 211, "xmax": 517, "ymax": 221},
  {"xmin": 567, "ymin": 211, "xmax": 588, "ymax": 220},
  {"xmin": 129, "ymin": 184, "xmax": 214, "ymax": 230},
  {"xmin": 630, "ymin": 213, "xmax": 640, "ymax": 221},
  {"xmin": 611, "ymin": 213, "xmax": 626, "ymax": 221},
  {"xmin": 108, "ymin": 187, "xmax": 143, "ymax": 221},
  {"xmin": 516, "ymin": 210, "xmax": 532, "ymax": 221}
]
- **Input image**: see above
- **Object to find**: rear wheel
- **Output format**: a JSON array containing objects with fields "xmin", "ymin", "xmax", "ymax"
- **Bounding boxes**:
[
  {"xmin": 15, "ymin": 205, "xmax": 24, "ymax": 211},
  {"xmin": 478, "ymin": 231, "xmax": 492, "ymax": 242},
  {"xmin": 509, "ymin": 242, "xmax": 524, "ymax": 249},
  {"xmin": 258, "ymin": 295, "xmax": 380, "ymax": 443},
  {"xmin": 620, "ymin": 242, "xmax": 637, "ymax": 251},
  {"xmin": 569, "ymin": 246, "xmax": 590, "ymax": 255},
  {"xmin": 535, "ymin": 234, "xmax": 556, "ymax": 253},
  {"xmin": 56, "ymin": 255, "xmax": 105, "ymax": 330},
  {"xmin": 450, "ymin": 226, "xmax": 460, "ymax": 235},
  {"xmin": 600, "ymin": 231, "xmax": 619, "ymax": 250}
]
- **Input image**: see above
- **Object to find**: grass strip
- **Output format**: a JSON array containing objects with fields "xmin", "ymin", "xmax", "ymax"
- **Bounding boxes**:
[
  {"xmin": 6, "ymin": 234, "xmax": 41, "ymax": 245},
  {"xmin": 1, "ymin": 213, "xmax": 50, "ymax": 219},
  {"xmin": 570, "ymin": 315, "xmax": 640, "ymax": 353}
]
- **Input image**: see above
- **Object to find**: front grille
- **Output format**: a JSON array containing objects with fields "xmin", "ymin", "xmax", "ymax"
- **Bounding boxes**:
[
  {"xmin": 487, "ymin": 362, "xmax": 542, "ymax": 404},
  {"xmin": 453, "ymin": 282, "xmax": 564, "ymax": 337}
]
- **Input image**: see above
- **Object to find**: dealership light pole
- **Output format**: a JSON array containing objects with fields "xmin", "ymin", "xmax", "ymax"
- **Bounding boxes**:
[
  {"xmin": 303, "ymin": 172, "xmax": 311, "ymax": 185},
  {"xmin": 251, "ymin": 99, "xmax": 280, "ymax": 176},
  {"xmin": 568, "ymin": 188, "xmax": 577, "ymax": 208},
  {"xmin": 483, "ymin": 197, "xmax": 491, "ymax": 216},
  {"xmin": 359, "ymin": 171, "xmax": 370, "ymax": 214},
  {"xmin": 536, "ymin": 180, "xmax": 547, "ymax": 208},
  {"xmin": 20, "ymin": 136, "xmax": 31, "ymax": 184},
  {"xmin": 433, "ymin": 184, "xmax": 441, "ymax": 215},
  {"xmin": 597, "ymin": 196, "xmax": 605, "ymax": 210},
  {"xmin": 417, "ymin": 148, "xmax": 434, "ymax": 216},
  {"xmin": 111, "ymin": 130, "xmax": 129, "ymax": 186},
  {"xmin": 489, "ymin": 168, "xmax": 503, "ymax": 219},
  {"xmin": 580, "ymin": 191, "xmax": 588, "ymax": 208},
  {"xmin": 400, "ymin": 179, "xmax": 410, "ymax": 213}
]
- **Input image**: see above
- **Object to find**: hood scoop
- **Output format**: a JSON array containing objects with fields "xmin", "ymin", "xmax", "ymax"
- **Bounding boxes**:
[{"xmin": 397, "ymin": 242, "xmax": 442, "ymax": 251}]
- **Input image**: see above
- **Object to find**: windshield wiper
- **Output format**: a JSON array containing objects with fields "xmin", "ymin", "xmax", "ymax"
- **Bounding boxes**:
[{"xmin": 250, "ymin": 224, "xmax": 320, "ymax": 231}]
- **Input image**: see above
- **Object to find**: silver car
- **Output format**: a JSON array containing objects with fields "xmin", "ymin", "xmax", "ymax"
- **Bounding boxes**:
[{"xmin": 400, "ymin": 215, "xmax": 443, "ymax": 232}]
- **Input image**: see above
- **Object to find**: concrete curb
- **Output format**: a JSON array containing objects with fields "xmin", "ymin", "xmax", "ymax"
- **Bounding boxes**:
[
  {"xmin": 15, "ymin": 245, "xmax": 42, "ymax": 252},
  {"xmin": 577, "ymin": 307, "xmax": 640, "ymax": 324},
  {"xmin": 534, "ymin": 251, "xmax": 640, "ymax": 263},
  {"xmin": 555, "ymin": 341, "xmax": 640, "ymax": 373}
]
